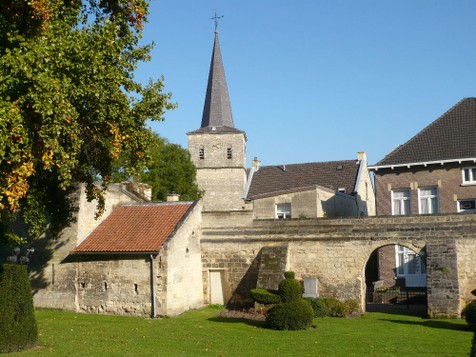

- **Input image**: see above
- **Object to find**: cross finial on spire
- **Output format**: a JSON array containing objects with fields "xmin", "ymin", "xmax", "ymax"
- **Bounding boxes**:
[{"xmin": 210, "ymin": 11, "xmax": 223, "ymax": 33}]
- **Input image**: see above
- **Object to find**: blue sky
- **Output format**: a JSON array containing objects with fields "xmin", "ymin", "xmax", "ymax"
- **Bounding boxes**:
[{"xmin": 136, "ymin": 1, "xmax": 476, "ymax": 166}]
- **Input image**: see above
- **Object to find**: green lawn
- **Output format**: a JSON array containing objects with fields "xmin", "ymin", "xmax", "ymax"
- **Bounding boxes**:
[{"xmin": 12, "ymin": 307, "xmax": 473, "ymax": 356}]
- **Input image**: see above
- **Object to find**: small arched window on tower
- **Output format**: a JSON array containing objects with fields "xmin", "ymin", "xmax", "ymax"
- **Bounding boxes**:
[
  {"xmin": 227, "ymin": 145, "xmax": 232, "ymax": 159},
  {"xmin": 199, "ymin": 145, "xmax": 205, "ymax": 160}
]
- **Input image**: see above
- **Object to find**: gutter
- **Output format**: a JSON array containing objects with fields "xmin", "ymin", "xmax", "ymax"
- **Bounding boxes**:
[{"xmin": 369, "ymin": 157, "xmax": 476, "ymax": 171}]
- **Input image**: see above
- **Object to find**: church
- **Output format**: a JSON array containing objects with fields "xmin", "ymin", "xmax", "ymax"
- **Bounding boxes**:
[{"xmin": 28, "ymin": 27, "xmax": 376, "ymax": 317}]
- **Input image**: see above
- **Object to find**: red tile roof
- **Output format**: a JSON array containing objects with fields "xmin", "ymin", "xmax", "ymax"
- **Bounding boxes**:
[{"xmin": 73, "ymin": 203, "xmax": 194, "ymax": 253}]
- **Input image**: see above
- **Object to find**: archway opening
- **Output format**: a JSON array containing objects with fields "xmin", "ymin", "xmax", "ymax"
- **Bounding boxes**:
[{"xmin": 364, "ymin": 244, "xmax": 427, "ymax": 315}]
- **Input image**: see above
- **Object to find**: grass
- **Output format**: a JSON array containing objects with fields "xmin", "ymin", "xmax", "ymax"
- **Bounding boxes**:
[{"xmin": 10, "ymin": 307, "xmax": 473, "ymax": 356}]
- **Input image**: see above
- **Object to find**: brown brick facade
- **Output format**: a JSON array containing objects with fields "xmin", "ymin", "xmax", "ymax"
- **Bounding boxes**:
[{"xmin": 374, "ymin": 163, "xmax": 476, "ymax": 215}]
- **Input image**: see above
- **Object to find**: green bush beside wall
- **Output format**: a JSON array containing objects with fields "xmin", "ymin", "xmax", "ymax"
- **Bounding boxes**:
[{"xmin": 0, "ymin": 264, "xmax": 38, "ymax": 353}]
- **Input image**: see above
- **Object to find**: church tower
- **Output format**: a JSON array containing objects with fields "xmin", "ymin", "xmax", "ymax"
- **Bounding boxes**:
[{"xmin": 188, "ymin": 26, "xmax": 247, "ymax": 212}]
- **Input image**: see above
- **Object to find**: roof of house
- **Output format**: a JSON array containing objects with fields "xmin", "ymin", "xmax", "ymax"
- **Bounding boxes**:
[
  {"xmin": 73, "ymin": 202, "xmax": 195, "ymax": 254},
  {"xmin": 375, "ymin": 97, "xmax": 476, "ymax": 167},
  {"xmin": 246, "ymin": 160, "xmax": 360, "ymax": 200}
]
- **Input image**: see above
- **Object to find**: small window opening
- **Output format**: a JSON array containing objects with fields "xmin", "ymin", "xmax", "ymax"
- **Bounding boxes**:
[
  {"xmin": 104, "ymin": 282, "xmax": 108, "ymax": 291},
  {"xmin": 276, "ymin": 203, "xmax": 292, "ymax": 219},
  {"xmin": 80, "ymin": 282, "xmax": 86, "ymax": 289},
  {"xmin": 199, "ymin": 146, "xmax": 205, "ymax": 160},
  {"xmin": 134, "ymin": 284, "xmax": 139, "ymax": 294},
  {"xmin": 227, "ymin": 145, "xmax": 232, "ymax": 159}
]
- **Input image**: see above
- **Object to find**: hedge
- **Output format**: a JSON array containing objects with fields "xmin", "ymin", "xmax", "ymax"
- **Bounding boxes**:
[
  {"xmin": 250, "ymin": 288, "xmax": 281, "ymax": 305},
  {"xmin": 0, "ymin": 264, "xmax": 38, "ymax": 353},
  {"xmin": 265, "ymin": 299, "xmax": 314, "ymax": 330}
]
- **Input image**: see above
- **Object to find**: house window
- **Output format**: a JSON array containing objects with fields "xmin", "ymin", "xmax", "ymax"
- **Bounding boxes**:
[
  {"xmin": 391, "ymin": 189, "xmax": 411, "ymax": 215},
  {"xmin": 418, "ymin": 187, "xmax": 438, "ymax": 214},
  {"xmin": 458, "ymin": 199, "xmax": 476, "ymax": 212},
  {"xmin": 199, "ymin": 146, "xmax": 205, "ymax": 160},
  {"xmin": 276, "ymin": 203, "xmax": 291, "ymax": 219},
  {"xmin": 462, "ymin": 167, "xmax": 476, "ymax": 184},
  {"xmin": 227, "ymin": 145, "xmax": 232, "ymax": 159},
  {"xmin": 395, "ymin": 245, "xmax": 427, "ymax": 287}
]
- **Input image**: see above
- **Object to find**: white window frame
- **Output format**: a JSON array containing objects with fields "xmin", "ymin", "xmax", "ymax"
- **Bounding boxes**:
[
  {"xmin": 458, "ymin": 199, "xmax": 476, "ymax": 212},
  {"xmin": 395, "ymin": 245, "xmax": 427, "ymax": 287},
  {"xmin": 276, "ymin": 203, "xmax": 291, "ymax": 219},
  {"xmin": 462, "ymin": 167, "xmax": 476, "ymax": 185},
  {"xmin": 391, "ymin": 189, "xmax": 411, "ymax": 215},
  {"xmin": 418, "ymin": 187, "xmax": 439, "ymax": 214}
]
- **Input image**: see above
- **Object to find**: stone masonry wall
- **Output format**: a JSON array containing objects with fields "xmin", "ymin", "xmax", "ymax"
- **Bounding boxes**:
[
  {"xmin": 188, "ymin": 131, "xmax": 247, "ymax": 212},
  {"xmin": 201, "ymin": 214, "xmax": 476, "ymax": 317},
  {"xmin": 31, "ymin": 184, "xmax": 143, "ymax": 312},
  {"xmin": 164, "ymin": 201, "xmax": 204, "ymax": 316},
  {"xmin": 256, "ymin": 246, "xmax": 288, "ymax": 290},
  {"xmin": 75, "ymin": 255, "xmax": 154, "ymax": 316}
]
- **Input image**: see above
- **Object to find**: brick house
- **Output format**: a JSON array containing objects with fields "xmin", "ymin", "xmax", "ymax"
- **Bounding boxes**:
[
  {"xmin": 367, "ymin": 97, "xmax": 476, "ymax": 290},
  {"xmin": 370, "ymin": 97, "xmax": 476, "ymax": 216}
]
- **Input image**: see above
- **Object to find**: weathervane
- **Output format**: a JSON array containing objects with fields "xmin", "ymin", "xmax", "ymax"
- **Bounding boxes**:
[{"xmin": 210, "ymin": 11, "xmax": 223, "ymax": 32}]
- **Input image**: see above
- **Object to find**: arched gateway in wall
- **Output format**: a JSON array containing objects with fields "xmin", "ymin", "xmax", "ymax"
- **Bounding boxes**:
[{"xmin": 200, "ymin": 212, "xmax": 476, "ymax": 318}]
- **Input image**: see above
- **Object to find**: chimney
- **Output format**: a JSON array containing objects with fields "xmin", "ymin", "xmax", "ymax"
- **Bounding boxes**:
[
  {"xmin": 357, "ymin": 152, "xmax": 367, "ymax": 162},
  {"xmin": 252, "ymin": 157, "xmax": 261, "ymax": 171},
  {"xmin": 167, "ymin": 193, "xmax": 180, "ymax": 202}
]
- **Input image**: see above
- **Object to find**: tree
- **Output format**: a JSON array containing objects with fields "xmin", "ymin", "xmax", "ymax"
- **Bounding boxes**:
[
  {"xmin": 0, "ymin": 0, "xmax": 175, "ymax": 245},
  {"xmin": 138, "ymin": 134, "xmax": 202, "ymax": 202}
]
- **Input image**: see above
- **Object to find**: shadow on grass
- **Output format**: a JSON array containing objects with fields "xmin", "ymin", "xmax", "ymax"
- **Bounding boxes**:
[
  {"xmin": 379, "ymin": 318, "xmax": 472, "ymax": 332},
  {"xmin": 207, "ymin": 315, "xmax": 267, "ymax": 329}
]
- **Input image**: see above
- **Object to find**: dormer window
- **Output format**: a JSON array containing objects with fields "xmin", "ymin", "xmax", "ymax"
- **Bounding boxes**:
[
  {"xmin": 199, "ymin": 146, "xmax": 205, "ymax": 160},
  {"xmin": 227, "ymin": 145, "xmax": 232, "ymax": 159},
  {"xmin": 462, "ymin": 167, "xmax": 476, "ymax": 185}
]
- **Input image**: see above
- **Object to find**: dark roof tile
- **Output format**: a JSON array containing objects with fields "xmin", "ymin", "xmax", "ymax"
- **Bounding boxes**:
[
  {"xmin": 376, "ymin": 98, "xmax": 476, "ymax": 166},
  {"xmin": 247, "ymin": 160, "xmax": 359, "ymax": 199}
]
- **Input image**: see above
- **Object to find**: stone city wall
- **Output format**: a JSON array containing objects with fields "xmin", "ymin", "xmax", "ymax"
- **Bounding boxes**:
[{"xmin": 201, "ymin": 213, "xmax": 476, "ymax": 317}]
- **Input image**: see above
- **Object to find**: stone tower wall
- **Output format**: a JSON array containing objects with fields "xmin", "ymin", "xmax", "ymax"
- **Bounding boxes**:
[{"xmin": 188, "ymin": 131, "xmax": 247, "ymax": 211}]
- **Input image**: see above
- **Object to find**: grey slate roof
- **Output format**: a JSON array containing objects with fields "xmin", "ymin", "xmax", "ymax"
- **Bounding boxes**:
[
  {"xmin": 199, "ymin": 30, "xmax": 235, "ymax": 130},
  {"xmin": 375, "ymin": 98, "xmax": 476, "ymax": 167},
  {"xmin": 246, "ymin": 160, "xmax": 360, "ymax": 200}
]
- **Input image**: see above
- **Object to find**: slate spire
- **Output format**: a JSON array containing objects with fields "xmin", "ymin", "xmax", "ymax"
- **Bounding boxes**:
[{"xmin": 200, "ymin": 28, "xmax": 234, "ymax": 129}]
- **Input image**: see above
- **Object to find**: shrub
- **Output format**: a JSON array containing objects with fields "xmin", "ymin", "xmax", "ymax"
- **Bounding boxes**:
[
  {"xmin": 284, "ymin": 271, "xmax": 295, "ymax": 280},
  {"xmin": 342, "ymin": 299, "xmax": 360, "ymax": 316},
  {"xmin": 466, "ymin": 301, "xmax": 476, "ymax": 328},
  {"xmin": 320, "ymin": 297, "xmax": 358, "ymax": 317},
  {"xmin": 0, "ymin": 264, "xmax": 38, "ymax": 353},
  {"xmin": 266, "ymin": 299, "xmax": 314, "ymax": 330},
  {"xmin": 322, "ymin": 297, "xmax": 344, "ymax": 317},
  {"xmin": 250, "ymin": 288, "xmax": 281, "ymax": 305},
  {"xmin": 278, "ymin": 277, "xmax": 303, "ymax": 303},
  {"xmin": 305, "ymin": 297, "xmax": 330, "ymax": 317}
]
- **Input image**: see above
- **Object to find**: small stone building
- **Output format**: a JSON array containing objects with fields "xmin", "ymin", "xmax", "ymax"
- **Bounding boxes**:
[
  {"xmin": 71, "ymin": 201, "xmax": 203, "ymax": 316},
  {"xmin": 30, "ymin": 184, "xmax": 203, "ymax": 317}
]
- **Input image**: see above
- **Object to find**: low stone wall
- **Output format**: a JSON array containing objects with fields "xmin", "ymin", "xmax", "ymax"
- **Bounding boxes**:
[{"xmin": 201, "ymin": 213, "xmax": 476, "ymax": 317}]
